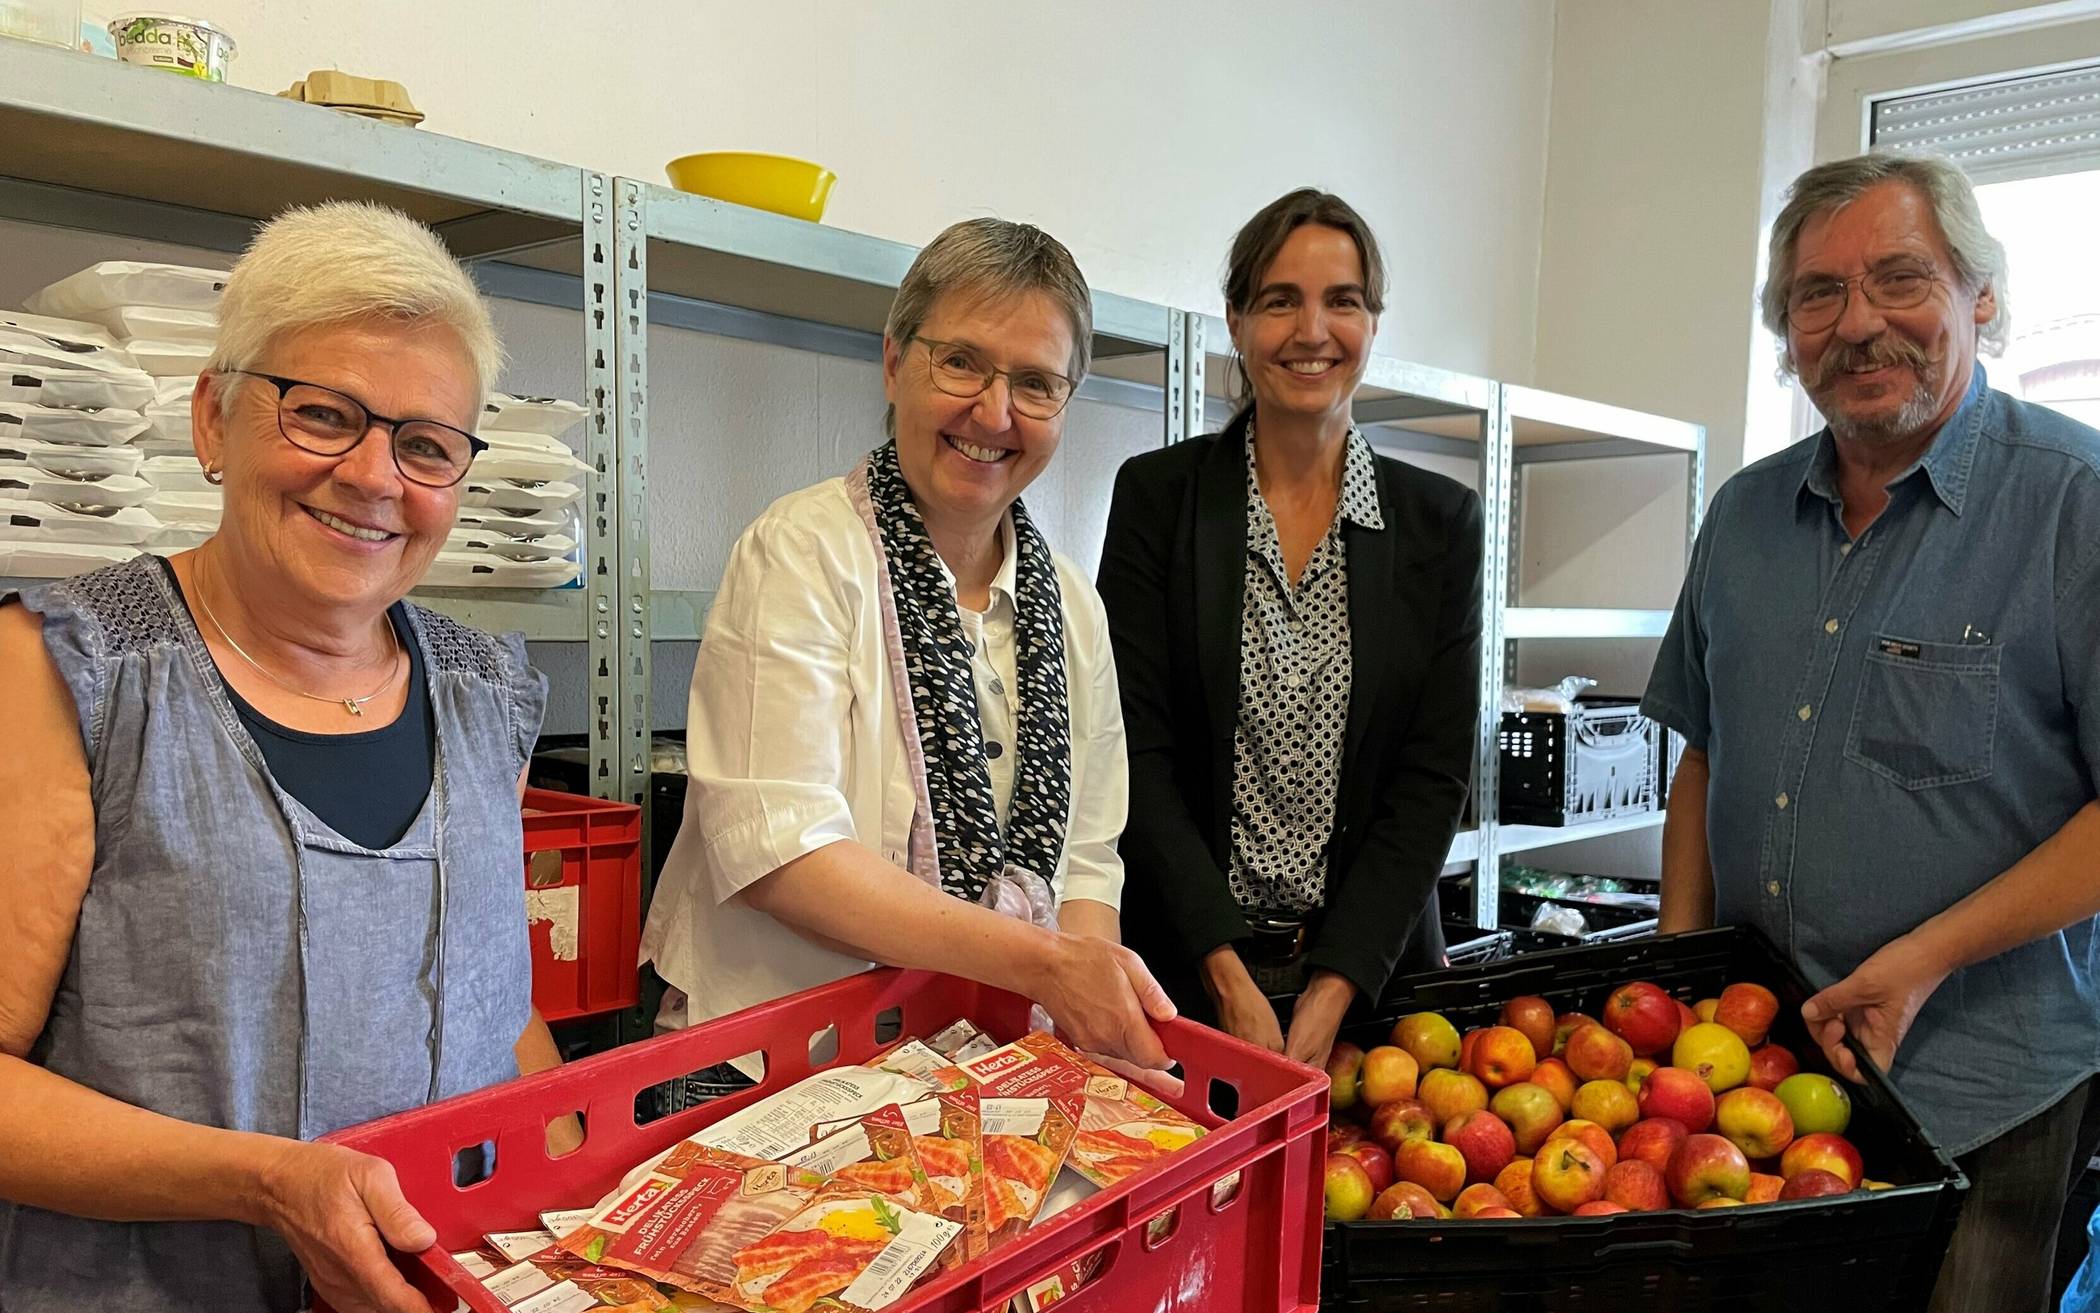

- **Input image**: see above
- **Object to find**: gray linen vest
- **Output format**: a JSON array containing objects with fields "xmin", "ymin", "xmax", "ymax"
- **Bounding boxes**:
[{"xmin": 1, "ymin": 555, "xmax": 545, "ymax": 1311}]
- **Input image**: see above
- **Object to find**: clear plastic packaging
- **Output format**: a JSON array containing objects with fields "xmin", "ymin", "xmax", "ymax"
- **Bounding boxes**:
[
  {"xmin": 0, "ymin": 0, "xmax": 81, "ymax": 49},
  {"xmin": 1500, "ymin": 674, "xmax": 1599, "ymax": 715}
]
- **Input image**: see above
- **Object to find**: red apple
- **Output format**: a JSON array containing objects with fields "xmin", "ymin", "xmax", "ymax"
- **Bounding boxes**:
[
  {"xmin": 1602, "ymin": 1158, "xmax": 1670, "ymax": 1211},
  {"xmin": 1325, "ymin": 1041, "xmax": 1367, "ymax": 1113},
  {"xmin": 1500, "ymin": 995, "xmax": 1558, "ymax": 1057},
  {"xmin": 1779, "ymin": 1168, "xmax": 1852, "ymax": 1200},
  {"xmin": 1471, "ymin": 1205, "xmax": 1522, "ymax": 1218},
  {"xmin": 1564, "ymin": 1023, "xmax": 1635, "ymax": 1083},
  {"xmin": 1490, "ymin": 1081, "xmax": 1566, "ymax": 1154},
  {"xmin": 1394, "ymin": 1136, "xmax": 1468, "ymax": 1202},
  {"xmin": 1747, "ymin": 1044, "xmax": 1800, "ymax": 1092},
  {"xmin": 1616, "ymin": 1117, "xmax": 1689, "ymax": 1175},
  {"xmin": 1604, "ymin": 981, "xmax": 1683, "ymax": 1056},
  {"xmin": 1665, "ymin": 1133, "xmax": 1751, "ymax": 1207},
  {"xmin": 1744, "ymin": 1171, "xmax": 1785, "ymax": 1203},
  {"xmin": 1458, "ymin": 1027, "xmax": 1483, "ymax": 1076},
  {"xmin": 1553, "ymin": 1012, "xmax": 1599, "ymax": 1057},
  {"xmin": 1572, "ymin": 1079, "xmax": 1640, "ymax": 1135},
  {"xmin": 1714, "ymin": 983, "xmax": 1780, "ymax": 1047},
  {"xmin": 1713, "ymin": 1087, "xmax": 1795, "ymax": 1159},
  {"xmin": 1444, "ymin": 1109, "xmax": 1518, "ymax": 1185},
  {"xmin": 1338, "ymin": 1139, "xmax": 1395, "ymax": 1195},
  {"xmin": 1467, "ymin": 1026, "xmax": 1538, "ymax": 1089},
  {"xmin": 1572, "ymin": 1199, "xmax": 1630, "ymax": 1216},
  {"xmin": 1392, "ymin": 1012, "xmax": 1462, "ymax": 1071},
  {"xmin": 1419, "ymin": 1068, "xmax": 1489, "ymax": 1126},
  {"xmin": 1368, "ymin": 1098, "xmax": 1435, "ymax": 1156},
  {"xmin": 1780, "ymin": 1133, "xmax": 1863, "ymax": 1189},
  {"xmin": 1368, "ymin": 1179, "xmax": 1442, "ymax": 1221},
  {"xmin": 1359, "ymin": 1045, "xmax": 1421, "ymax": 1107},
  {"xmin": 1532, "ymin": 1138, "xmax": 1610, "ymax": 1212},
  {"xmin": 1545, "ymin": 1118, "xmax": 1618, "ymax": 1170},
  {"xmin": 1452, "ymin": 1182, "xmax": 1514, "ymax": 1218},
  {"xmin": 1531, "ymin": 1058, "xmax": 1579, "ymax": 1111},
  {"xmin": 1327, "ymin": 1121, "xmax": 1370, "ymax": 1152},
  {"xmin": 1325, "ymin": 1152, "xmax": 1376, "ymax": 1220},
  {"xmin": 1637, "ymin": 1066, "xmax": 1716, "ymax": 1134},
  {"xmin": 1675, "ymin": 998, "xmax": 1700, "ymax": 1033},
  {"xmin": 1672, "ymin": 1023, "xmax": 1752, "ymax": 1093},
  {"xmin": 1494, "ymin": 1158, "xmax": 1546, "ymax": 1216},
  {"xmin": 1694, "ymin": 998, "xmax": 1719, "ymax": 1023}
]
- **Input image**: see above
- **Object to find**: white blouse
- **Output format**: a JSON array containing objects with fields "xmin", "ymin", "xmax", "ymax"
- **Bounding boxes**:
[{"xmin": 641, "ymin": 476, "xmax": 1129, "ymax": 1032}]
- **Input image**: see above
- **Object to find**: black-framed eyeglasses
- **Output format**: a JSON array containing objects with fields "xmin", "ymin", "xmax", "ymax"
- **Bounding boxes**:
[
  {"xmin": 1784, "ymin": 265, "xmax": 1942, "ymax": 334},
  {"xmin": 910, "ymin": 335, "xmax": 1076, "ymax": 420},
  {"xmin": 227, "ymin": 369, "xmax": 488, "ymax": 488}
]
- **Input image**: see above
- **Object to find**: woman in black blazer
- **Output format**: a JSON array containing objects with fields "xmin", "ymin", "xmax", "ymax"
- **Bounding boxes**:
[{"xmin": 1098, "ymin": 189, "xmax": 1483, "ymax": 1069}]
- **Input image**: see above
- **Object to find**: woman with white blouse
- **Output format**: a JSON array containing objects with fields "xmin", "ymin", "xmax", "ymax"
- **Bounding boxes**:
[{"xmin": 642, "ymin": 219, "xmax": 1173, "ymax": 1094}]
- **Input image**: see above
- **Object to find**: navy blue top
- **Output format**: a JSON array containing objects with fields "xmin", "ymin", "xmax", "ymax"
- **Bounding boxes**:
[
  {"xmin": 158, "ymin": 557, "xmax": 435, "ymax": 849},
  {"xmin": 1643, "ymin": 367, "xmax": 2100, "ymax": 1155}
]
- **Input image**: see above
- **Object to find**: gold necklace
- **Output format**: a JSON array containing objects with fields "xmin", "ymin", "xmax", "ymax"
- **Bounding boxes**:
[{"xmin": 193, "ymin": 581, "xmax": 402, "ymax": 717}]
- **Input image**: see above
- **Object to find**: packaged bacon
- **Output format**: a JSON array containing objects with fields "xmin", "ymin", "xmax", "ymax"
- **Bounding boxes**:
[
  {"xmin": 720, "ymin": 1189, "xmax": 962, "ymax": 1313},
  {"xmin": 782, "ymin": 1104, "xmax": 940, "ymax": 1215},
  {"xmin": 555, "ymin": 1143, "xmax": 825, "ymax": 1297},
  {"xmin": 1034, "ymin": 1036, "xmax": 1208, "ymax": 1189},
  {"xmin": 957, "ymin": 1040, "xmax": 1088, "ymax": 1248},
  {"xmin": 862, "ymin": 1042, "xmax": 992, "ymax": 1264}
]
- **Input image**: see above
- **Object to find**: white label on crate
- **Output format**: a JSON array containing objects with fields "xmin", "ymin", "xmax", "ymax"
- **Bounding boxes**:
[
  {"xmin": 510, "ymin": 1280, "xmax": 600, "ymax": 1313},
  {"xmin": 839, "ymin": 1209, "xmax": 964, "ymax": 1309},
  {"xmin": 448, "ymin": 1250, "xmax": 500, "ymax": 1279},
  {"xmin": 482, "ymin": 1230, "xmax": 557, "ymax": 1263},
  {"xmin": 525, "ymin": 886, "xmax": 580, "ymax": 961},
  {"xmin": 980, "ymin": 1097, "xmax": 1050, "ymax": 1136},
  {"xmin": 482, "ymin": 1259, "xmax": 556, "ymax": 1304},
  {"xmin": 536, "ymin": 1208, "xmax": 596, "ymax": 1237}
]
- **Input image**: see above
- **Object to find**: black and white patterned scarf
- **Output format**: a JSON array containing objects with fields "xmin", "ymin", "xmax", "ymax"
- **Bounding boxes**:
[{"xmin": 846, "ymin": 440, "xmax": 1072, "ymax": 901}]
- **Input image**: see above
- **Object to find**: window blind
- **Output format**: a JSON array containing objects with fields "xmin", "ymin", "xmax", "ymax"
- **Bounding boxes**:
[{"xmin": 1872, "ymin": 63, "xmax": 2100, "ymax": 184}]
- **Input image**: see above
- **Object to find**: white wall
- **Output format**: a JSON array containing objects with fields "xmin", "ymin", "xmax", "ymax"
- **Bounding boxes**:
[{"xmin": 75, "ymin": 0, "xmax": 1556, "ymax": 380}]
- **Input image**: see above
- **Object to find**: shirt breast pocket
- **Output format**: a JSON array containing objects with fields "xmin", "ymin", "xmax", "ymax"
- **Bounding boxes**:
[{"xmin": 1843, "ymin": 634, "xmax": 2000, "ymax": 789}]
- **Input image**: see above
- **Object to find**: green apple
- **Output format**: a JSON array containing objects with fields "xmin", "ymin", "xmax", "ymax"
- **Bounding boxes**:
[{"xmin": 1773, "ymin": 1073, "xmax": 1851, "ymax": 1135}]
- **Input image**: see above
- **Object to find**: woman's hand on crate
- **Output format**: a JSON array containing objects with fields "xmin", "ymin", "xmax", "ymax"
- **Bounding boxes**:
[
  {"xmin": 1201, "ymin": 947, "xmax": 1284, "ymax": 1056},
  {"xmin": 1033, "ymin": 932, "xmax": 1178, "ymax": 1071},
  {"xmin": 1284, "ymin": 971, "xmax": 1357, "ymax": 1071},
  {"xmin": 1800, "ymin": 935, "xmax": 1949, "ymax": 1082},
  {"xmin": 256, "ymin": 1139, "xmax": 437, "ymax": 1313}
]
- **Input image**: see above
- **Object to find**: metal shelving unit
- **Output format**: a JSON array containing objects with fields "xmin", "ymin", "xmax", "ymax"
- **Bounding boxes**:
[{"xmin": 0, "ymin": 38, "xmax": 1704, "ymax": 942}]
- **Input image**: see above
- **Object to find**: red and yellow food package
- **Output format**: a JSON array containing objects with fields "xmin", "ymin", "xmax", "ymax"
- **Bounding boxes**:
[
  {"xmin": 864, "ymin": 1041, "xmax": 992, "ymax": 1264},
  {"xmin": 722, "ymin": 1189, "xmax": 962, "ymax": 1313},
  {"xmin": 958, "ymin": 1037, "xmax": 1088, "ymax": 1248}
]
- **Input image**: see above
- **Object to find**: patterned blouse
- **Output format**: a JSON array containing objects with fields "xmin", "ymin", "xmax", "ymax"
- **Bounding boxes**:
[{"xmin": 1227, "ymin": 427, "xmax": 1384, "ymax": 914}]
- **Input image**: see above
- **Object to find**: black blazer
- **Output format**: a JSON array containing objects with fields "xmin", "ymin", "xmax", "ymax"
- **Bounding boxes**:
[{"xmin": 1097, "ymin": 413, "xmax": 1484, "ymax": 1009}]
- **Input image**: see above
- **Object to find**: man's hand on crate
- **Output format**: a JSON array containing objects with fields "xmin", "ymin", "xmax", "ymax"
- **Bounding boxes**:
[
  {"xmin": 1200, "ymin": 947, "xmax": 1284, "ymax": 1056},
  {"xmin": 256, "ymin": 1140, "xmax": 436, "ymax": 1313},
  {"xmin": 1283, "ymin": 971, "xmax": 1356, "ymax": 1072},
  {"xmin": 1800, "ymin": 935, "xmax": 1949, "ymax": 1082}
]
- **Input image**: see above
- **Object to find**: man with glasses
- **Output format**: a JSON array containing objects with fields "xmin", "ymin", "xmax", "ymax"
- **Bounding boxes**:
[{"xmin": 1643, "ymin": 151, "xmax": 2100, "ymax": 1309}]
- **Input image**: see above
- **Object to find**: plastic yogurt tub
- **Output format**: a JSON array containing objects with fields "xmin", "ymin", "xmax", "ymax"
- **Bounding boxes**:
[{"xmin": 109, "ymin": 13, "xmax": 235, "ymax": 80}]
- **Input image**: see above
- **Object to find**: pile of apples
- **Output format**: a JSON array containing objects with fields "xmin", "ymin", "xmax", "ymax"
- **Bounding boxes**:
[{"xmin": 1323, "ymin": 979, "xmax": 1883, "ymax": 1222}]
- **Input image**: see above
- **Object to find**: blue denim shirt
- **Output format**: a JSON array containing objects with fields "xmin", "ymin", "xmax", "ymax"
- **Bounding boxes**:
[{"xmin": 1643, "ymin": 368, "xmax": 2100, "ymax": 1155}]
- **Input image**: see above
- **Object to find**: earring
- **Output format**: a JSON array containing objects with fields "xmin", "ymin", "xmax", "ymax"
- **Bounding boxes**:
[{"xmin": 203, "ymin": 463, "xmax": 224, "ymax": 486}]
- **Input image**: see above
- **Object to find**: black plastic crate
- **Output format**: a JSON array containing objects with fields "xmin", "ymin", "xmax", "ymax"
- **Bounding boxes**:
[
  {"xmin": 1500, "ymin": 889, "xmax": 1657, "ymax": 946},
  {"xmin": 1324, "ymin": 926, "xmax": 1967, "ymax": 1312},
  {"xmin": 1443, "ymin": 920, "xmax": 1515, "ymax": 967},
  {"xmin": 1499, "ymin": 698, "xmax": 1661, "ymax": 826}
]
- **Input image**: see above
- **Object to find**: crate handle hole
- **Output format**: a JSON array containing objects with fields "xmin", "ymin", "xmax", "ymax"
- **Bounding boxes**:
[
  {"xmin": 1142, "ymin": 1205, "xmax": 1181, "ymax": 1251},
  {"xmin": 873, "ymin": 1006, "xmax": 904, "ymax": 1046},
  {"xmin": 452, "ymin": 1139, "xmax": 497, "ymax": 1188},
  {"xmin": 808, "ymin": 1024, "xmax": 841, "ymax": 1067},
  {"xmin": 545, "ymin": 1109, "xmax": 586, "ymax": 1159},
  {"xmin": 1206, "ymin": 1077, "xmax": 1241, "ymax": 1120},
  {"xmin": 634, "ymin": 1051, "xmax": 766, "ymax": 1126},
  {"xmin": 1208, "ymin": 1171, "xmax": 1244, "ymax": 1213}
]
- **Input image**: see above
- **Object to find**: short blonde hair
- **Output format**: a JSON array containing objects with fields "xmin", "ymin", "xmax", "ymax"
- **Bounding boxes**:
[{"xmin": 208, "ymin": 201, "xmax": 504, "ymax": 412}]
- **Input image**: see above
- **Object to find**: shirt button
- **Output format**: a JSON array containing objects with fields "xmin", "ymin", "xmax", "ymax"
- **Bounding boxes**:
[
  {"xmin": 1840, "ymin": 543, "xmax": 1852, "ymax": 556},
  {"xmin": 1285, "ymin": 674, "xmax": 1304, "ymax": 689},
  {"xmin": 1825, "ymin": 618, "xmax": 1840, "ymax": 635},
  {"xmin": 1775, "ymin": 792, "xmax": 1790, "ymax": 810},
  {"xmin": 985, "ymin": 741, "xmax": 1004, "ymax": 760},
  {"xmin": 1797, "ymin": 704, "xmax": 1812, "ymax": 721},
  {"xmin": 1767, "ymin": 880, "xmax": 1781, "ymax": 896}
]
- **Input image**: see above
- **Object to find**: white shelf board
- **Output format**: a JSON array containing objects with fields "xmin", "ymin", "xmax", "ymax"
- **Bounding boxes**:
[
  {"xmin": 1503, "ymin": 384, "xmax": 1703, "ymax": 454},
  {"xmin": 1503, "ymin": 607, "xmax": 1672, "ymax": 639},
  {"xmin": 1446, "ymin": 826, "xmax": 1481, "ymax": 867},
  {"xmin": 1498, "ymin": 810, "xmax": 1666, "ymax": 855}
]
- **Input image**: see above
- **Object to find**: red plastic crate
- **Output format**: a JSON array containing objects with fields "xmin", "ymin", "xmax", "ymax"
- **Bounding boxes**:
[
  {"xmin": 322, "ymin": 968, "xmax": 1326, "ymax": 1313},
  {"xmin": 520, "ymin": 787, "xmax": 641, "ymax": 1023}
]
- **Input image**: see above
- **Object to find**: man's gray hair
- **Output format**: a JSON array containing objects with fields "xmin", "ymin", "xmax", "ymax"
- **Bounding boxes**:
[
  {"xmin": 1761, "ymin": 151, "xmax": 2009, "ymax": 364},
  {"xmin": 883, "ymin": 218, "xmax": 1093, "ymax": 435},
  {"xmin": 208, "ymin": 200, "xmax": 504, "ymax": 417}
]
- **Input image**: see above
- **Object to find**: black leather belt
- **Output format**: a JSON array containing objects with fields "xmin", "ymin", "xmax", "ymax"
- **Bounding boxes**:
[{"xmin": 1242, "ymin": 913, "xmax": 1318, "ymax": 966}]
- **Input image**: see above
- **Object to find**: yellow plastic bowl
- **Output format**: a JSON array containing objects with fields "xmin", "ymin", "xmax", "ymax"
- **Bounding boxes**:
[{"xmin": 664, "ymin": 152, "xmax": 838, "ymax": 222}]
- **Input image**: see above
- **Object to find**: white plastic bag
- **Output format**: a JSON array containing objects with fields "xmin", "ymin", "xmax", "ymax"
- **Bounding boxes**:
[
  {"xmin": 478, "ymin": 427, "xmax": 579, "ymax": 457},
  {"xmin": 455, "ymin": 507, "xmax": 568, "ymax": 537},
  {"xmin": 0, "ymin": 466, "xmax": 155, "ymax": 509},
  {"xmin": 143, "ymin": 379, "xmax": 197, "ymax": 442},
  {"xmin": 481, "ymin": 393, "xmax": 586, "ymax": 439},
  {"xmin": 456, "ymin": 479, "xmax": 582, "ymax": 513},
  {"xmin": 443, "ymin": 528, "xmax": 577, "ymax": 562},
  {"xmin": 467, "ymin": 448, "xmax": 591, "ymax": 483},
  {"xmin": 125, "ymin": 339, "xmax": 215, "ymax": 376},
  {"xmin": 140, "ymin": 454, "xmax": 212, "ymax": 493},
  {"xmin": 0, "ymin": 542, "xmax": 138, "ymax": 578},
  {"xmin": 141, "ymin": 490, "xmax": 222, "ymax": 529},
  {"xmin": 0, "ymin": 402, "xmax": 151, "ymax": 446},
  {"xmin": 25, "ymin": 261, "xmax": 230, "ymax": 317},
  {"xmin": 0, "ymin": 324, "xmax": 141, "ymax": 375},
  {"xmin": 0, "ymin": 311, "xmax": 117, "ymax": 349},
  {"xmin": 0, "ymin": 438, "xmax": 144, "ymax": 479},
  {"xmin": 419, "ymin": 553, "xmax": 580, "ymax": 588},
  {"xmin": 1500, "ymin": 675, "xmax": 1599, "ymax": 715},
  {"xmin": 0, "ymin": 498, "xmax": 160, "ymax": 545},
  {"xmin": 0, "ymin": 363, "xmax": 158, "ymax": 411},
  {"xmin": 89, "ymin": 304, "xmax": 219, "ymax": 343}
]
